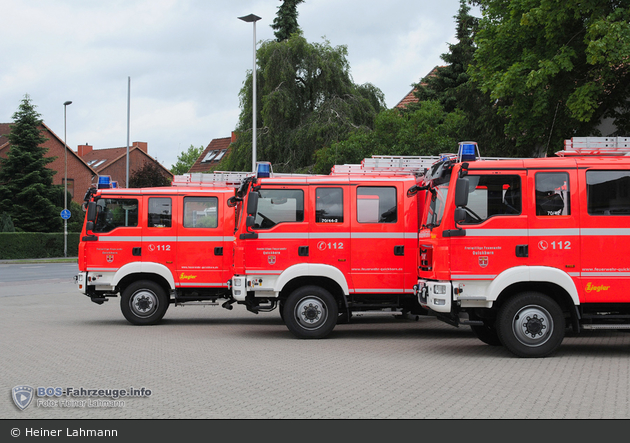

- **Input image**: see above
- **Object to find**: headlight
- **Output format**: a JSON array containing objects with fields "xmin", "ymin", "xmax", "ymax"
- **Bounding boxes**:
[{"xmin": 433, "ymin": 284, "xmax": 447, "ymax": 295}]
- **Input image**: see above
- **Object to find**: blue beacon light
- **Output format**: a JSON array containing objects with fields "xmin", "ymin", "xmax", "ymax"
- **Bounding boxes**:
[
  {"xmin": 458, "ymin": 142, "xmax": 478, "ymax": 162},
  {"xmin": 256, "ymin": 162, "xmax": 272, "ymax": 178}
]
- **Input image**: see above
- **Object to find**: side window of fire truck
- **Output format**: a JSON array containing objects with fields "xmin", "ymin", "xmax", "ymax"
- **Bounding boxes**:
[
  {"xmin": 254, "ymin": 189, "xmax": 304, "ymax": 229},
  {"xmin": 586, "ymin": 170, "xmax": 630, "ymax": 215},
  {"xmin": 94, "ymin": 198, "xmax": 138, "ymax": 233},
  {"xmin": 460, "ymin": 175, "xmax": 522, "ymax": 224},
  {"xmin": 357, "ymin": 187, "xmax": 397, "ymax": 223},
  {"xmin": 148, "ymin": 197, "xmax": 172, "ymax": 228},
  {"xmin": 316, "ymin": 188, "xmax": 343, "ymax": 223},
  {"xmin": 183, "ymin": 197, "xmax": 219, "ymax": 228},
  {"xmin": 535, "ymin": 172, "xmax": 570, "ymax": 216}
]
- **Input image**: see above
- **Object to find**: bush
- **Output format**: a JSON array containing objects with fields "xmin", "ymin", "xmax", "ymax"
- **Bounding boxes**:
[{"xmin": 0, "ymin": 232, "xmax": 80, "ymax": 259}]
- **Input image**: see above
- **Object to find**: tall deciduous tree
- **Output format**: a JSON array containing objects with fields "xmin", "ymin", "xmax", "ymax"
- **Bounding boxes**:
[
  {"xmin": 129, "ymin": 162, "xmax": 171, "ymax": 188},
  {"xmin": 471, "ymin": 0, "xmax": 630, "ymax": 156},
  {"xmin": 222, "ymin": 33, "xmax": 386, "ymax": 173},
  {"xmin": 313, "ymin": 101, "xmax": 465, "ymax": 174},
  {"xmin": 0, "ymin": 94, "xmax": 62, "ymax": 232},
  {"xmin": 170, "ymin": 144, "xmax": 204, "ymax": 175},
  {"xmin": 271, "ymin": 0, "xmax": 305, "ymax": 42}
]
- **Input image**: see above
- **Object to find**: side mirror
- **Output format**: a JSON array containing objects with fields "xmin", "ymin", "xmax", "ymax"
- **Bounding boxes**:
[
  {"xmin": 86, "ymin": 221, "xmax": 94, "ymax": 232},
  {"xmin": 454, "ymin": 178, "xmax": 469, "ymax": 207},
  {"xmin": 86, "ymin": 201, "xmax": 97, "ymax": 222},
  {"xmin": 454, "ymin": 207, "xmax": 466, "ymax": 224},
  {"xmin": 246, "ymin": 192, "xmax": 259, "ymax": 216},
  {"xmin": 246, "ymin": 215, "xmax": 255, "ymax": 228}
]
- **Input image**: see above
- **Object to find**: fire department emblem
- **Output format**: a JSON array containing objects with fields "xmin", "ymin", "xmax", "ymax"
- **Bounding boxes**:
[
  {"xmin": 479, "ymin": 256, "xmax": 489, "ymax": 268},
  {"xmin": 106, "ymin": 254, "xmax": 114, "ymax": 263},
  {"xmin": 268, "ymin": 255, "xmax": 276, "ymax": 265},
  {"xmin": 12, "ymin": 385, "xmax": 34, "ymax": 411}
]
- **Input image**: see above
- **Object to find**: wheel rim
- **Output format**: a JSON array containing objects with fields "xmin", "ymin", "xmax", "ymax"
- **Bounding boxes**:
[
  {"xmin": 295, "ymin": 296, "xmax": 328, "ymax": 330},
  {"xmin": 130, "ymin": 289, "xmax": 159, "ymax": 318},
  {"xmin": 511, "ymin": 304, "xmax": 554, "ymax": 347}
]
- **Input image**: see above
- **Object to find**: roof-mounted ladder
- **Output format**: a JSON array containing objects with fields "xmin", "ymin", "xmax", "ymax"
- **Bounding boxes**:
[{"xmin": 557, "ymin": 137, "xmax": 630, "ymax": 156}]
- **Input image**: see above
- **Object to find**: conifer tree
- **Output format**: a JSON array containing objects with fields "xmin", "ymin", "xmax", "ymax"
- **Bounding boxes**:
[
  {"xmin": 271, "ymin": 0, "xmax": 304, "ymax": 41},
  {"xmin": 0, "ymin": 94, "xmax": 62, "ymax": 232}
]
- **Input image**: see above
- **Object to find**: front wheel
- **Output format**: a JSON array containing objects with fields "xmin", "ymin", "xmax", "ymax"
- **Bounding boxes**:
[
  {"xmin": 121, "ymin": 280, "xmax": 169, "ymax": 325},
  {"xmin": 283, "ymin": 286, "xmax": 338, "ymax": 339},
  {"xmin": 496, "ymin": 292, "xmax": 565, "ymax": 358},
  {"xmin": 470, "ymin": 322, "xmax": 502, "ymax": 346}
]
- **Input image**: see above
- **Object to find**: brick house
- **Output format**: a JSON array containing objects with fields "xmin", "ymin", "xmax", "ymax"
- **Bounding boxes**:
[
  {"xmin": 77, "ymin": 141, "xmax": 173, "ymax": 188},
  {"xmin": 0, "ymin": 122, "xmax": 96, "ymax": 204},
  {"xmin": 1, "ymin": 123, "xmax": 173, "ymax": 204},
  {"xmin": 188, "ymin": 133, "xmax": 236, "ymax": 173}
]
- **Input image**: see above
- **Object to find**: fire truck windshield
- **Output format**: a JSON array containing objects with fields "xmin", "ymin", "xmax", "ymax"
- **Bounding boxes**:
[{"xmin": 422, "ymin": 182, "xmax": 449, "ymax": 229}]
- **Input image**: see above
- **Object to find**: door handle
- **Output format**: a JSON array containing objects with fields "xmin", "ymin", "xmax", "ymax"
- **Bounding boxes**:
[
  {"xmin": 132, "ymin": 247, "xmax": 141, "ymax": 256},
  {"xmin": 515, "ymin": 244, "xmax": 528, "ymax": 257},
  {"xmin": 394, "ymin": 245, "xmax": 404, "ymax": 256},
  {"xmin": 298, "ymin": 246, "xmax": 309, "ymax": 257},
  {"xmin": 214, "ymin": 247, "xmax": 223, "ymax": 256}
]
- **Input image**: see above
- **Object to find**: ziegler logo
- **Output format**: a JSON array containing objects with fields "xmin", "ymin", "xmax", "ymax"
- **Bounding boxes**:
[
  {"xmin": 585, "ymin": 282, "xmax": 611, "ymax": 293},
  {"xmin": 179, "ymin": 273, "xmax": 197, "ymax": 281}
]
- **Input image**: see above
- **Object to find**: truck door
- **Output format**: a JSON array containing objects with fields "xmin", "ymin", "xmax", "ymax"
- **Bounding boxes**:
[
  {"xmin": 85, "ymin": 195, "xmax": 141, "ymax": 272},
  {"xmin": 579, "ymin": 168, "xmax": 630, "ymax": 303},
  {"xmin": 175, "ymin": 192, "xmax": 232, "ymax": 289},
  {"xmin": 350, "ymin": 185, "xmax": 405, "ymax": 293},
  {"xmin": 242, "ymin": 186, "xmax": 308, "ymax": 275},
  {"xmin": 308, "ymin": 185, "xmax": 351, "ymax": 283},
  {"xmin": 527, "ymin": 169, "xmax": 581, "ymax": 289},
  {"xmin": 142, "ymin": 196, "xmax": 177, "ymax": 273},
  {"xmin": 449, "ymin": 172, "xmax": 528, "ymax": 281}
]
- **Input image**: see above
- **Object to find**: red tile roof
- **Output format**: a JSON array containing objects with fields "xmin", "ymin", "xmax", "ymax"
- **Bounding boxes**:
[{"xmin": 189, "ymin": 136, "xmax": 232, "ymax": 173}]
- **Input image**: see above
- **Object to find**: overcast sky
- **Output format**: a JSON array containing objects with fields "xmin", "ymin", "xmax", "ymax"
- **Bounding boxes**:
[{"xmin": 0, "ymin": 0, "xmax": 478, "ymax": 170}]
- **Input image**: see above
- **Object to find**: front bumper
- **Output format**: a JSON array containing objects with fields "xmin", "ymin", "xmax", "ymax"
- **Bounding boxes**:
[{"xmin": 416, "ymin": 279, "xmax": 452, "ymax": 313}]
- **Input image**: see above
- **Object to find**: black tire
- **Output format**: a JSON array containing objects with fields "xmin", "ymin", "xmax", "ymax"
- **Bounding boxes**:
[
  {"xmin": 470, "ymin": 322, "xmax": 502, "ymax": 346},
  {"xmin": 496, "ymin": 292, "xmax": 565, "ymax": 358},
  {"xmin": 282, "ymin": 286, "xmax": 338, "ymax": 339},
  {"xmin": 121, "ymin": 280, "xmax": 169, "ymax": 325}
]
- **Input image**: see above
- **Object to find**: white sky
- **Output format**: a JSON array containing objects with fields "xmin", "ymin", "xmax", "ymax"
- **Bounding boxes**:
[{"xmin": 0, "ymin": 0, "xmax": 476, "ymax": 170}]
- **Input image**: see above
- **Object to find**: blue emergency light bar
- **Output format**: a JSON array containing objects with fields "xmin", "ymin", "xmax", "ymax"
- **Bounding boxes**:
[
  {"xmin": 97, "ymin": 175, "xmax": 112, "ymax": 189},
  {"xmin": 458, "ymin": 141, "xmax": 479, "ymax": 162},
  {"xmin": 256, "ymin": 162, "xmax": 272, "ymax": 178}
]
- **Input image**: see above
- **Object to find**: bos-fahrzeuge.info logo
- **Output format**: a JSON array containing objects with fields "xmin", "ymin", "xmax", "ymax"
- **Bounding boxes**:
[{"xmin": 11, "ymin": 385, "xmax": 152, "ymax": 411}]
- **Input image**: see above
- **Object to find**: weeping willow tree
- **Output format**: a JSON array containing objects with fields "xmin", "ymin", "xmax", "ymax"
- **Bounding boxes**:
[{"xmin": 221, "ymin": 33, "xmax": 386, "ymax": 173}]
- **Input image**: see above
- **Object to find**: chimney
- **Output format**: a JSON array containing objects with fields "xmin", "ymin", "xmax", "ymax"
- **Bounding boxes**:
[
  {"xmin": 78, "ymin": 144, "xmax": 93, "ymax": 157},
  {"xmin": 133, "ymin": 141, "xmax": 148, "ymax": 153},
  {"xmin": 231, "ymin": 131, "xmax": 238, "ymax": 144}
]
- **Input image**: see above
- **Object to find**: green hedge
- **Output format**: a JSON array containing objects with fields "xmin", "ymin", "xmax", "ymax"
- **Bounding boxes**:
[{"xmin": 0, "ymin": 232, "xmax": 81, "ymax": 259}]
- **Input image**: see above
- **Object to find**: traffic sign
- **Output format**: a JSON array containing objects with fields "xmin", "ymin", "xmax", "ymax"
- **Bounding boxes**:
[{"xmin": 61, "ymin": 209, "xmax": 71, "ymax": 220}]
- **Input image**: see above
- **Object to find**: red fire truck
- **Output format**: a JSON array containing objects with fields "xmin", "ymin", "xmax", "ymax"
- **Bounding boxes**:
[
  {"xmin": 229, "ymin": 157, "xmax": 436, "ymax": 339},
  {"xmin": 416, "ymin": 137, "xmax": 630, "ymax": 357},
  {"xmin": 74, "ymin": 172, "xmax": 250, "ymax": 325}
]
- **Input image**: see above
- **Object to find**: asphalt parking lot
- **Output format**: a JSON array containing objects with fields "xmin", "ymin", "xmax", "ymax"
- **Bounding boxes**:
[{"xmin": 2, "ymin": 263, "xmax": 630, "ymax": 420}]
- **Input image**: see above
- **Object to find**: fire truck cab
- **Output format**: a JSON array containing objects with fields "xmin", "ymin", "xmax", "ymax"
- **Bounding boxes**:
[
  {"xmin": 416, "ymin": 138, "xmax": 630, "ymax": 357},
  {"xmin": 230, "ymin": 158, "xmax": 434, "ymax": 339},
  {"xmin": 75, "ymin": 173, "xmax": 249, "ymax": 325}
]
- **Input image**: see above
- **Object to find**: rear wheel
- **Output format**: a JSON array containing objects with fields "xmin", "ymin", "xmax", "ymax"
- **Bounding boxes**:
[
  {"xmin": 496, "ymin": 292, "xmax": 565, "ymax": 358},
  {"xmin": 283, "ymin": 286, "xmax": 338, "ymax": 339},
  {"xmin": 121, "ymin": 280, "xmax": 169, "ymax": 325}
]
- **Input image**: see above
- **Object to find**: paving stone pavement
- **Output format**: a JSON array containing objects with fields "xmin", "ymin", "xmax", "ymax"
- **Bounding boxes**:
[{"xmin": 2, "ymin": 278, "xmax": 630, "ymax": 419}]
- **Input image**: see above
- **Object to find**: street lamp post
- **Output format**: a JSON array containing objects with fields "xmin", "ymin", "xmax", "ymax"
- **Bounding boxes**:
[
  {"xmin": 238, "ymin": 13, "xmax": 261, "ymax": 173},
  {"xmin": 63, "ymin": 100, "xmax": 72, "ymax": 258}
]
